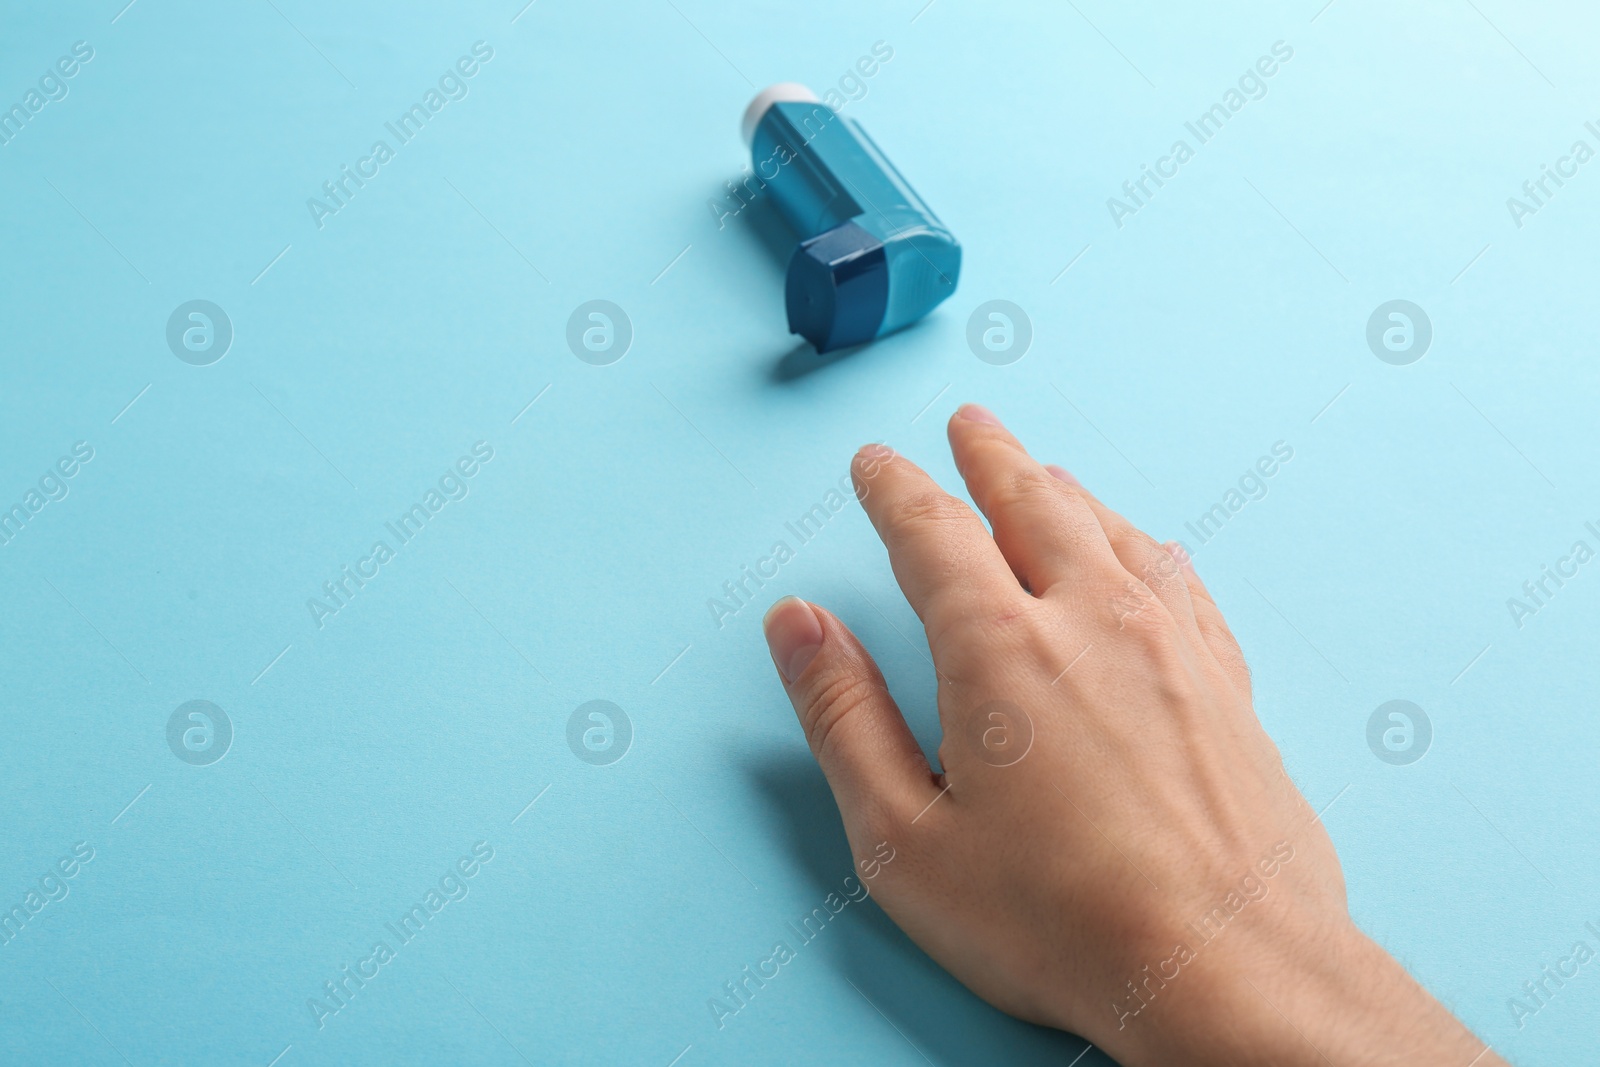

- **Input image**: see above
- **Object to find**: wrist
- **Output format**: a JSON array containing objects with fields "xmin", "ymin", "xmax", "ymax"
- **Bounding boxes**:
[{"xmin": 1106, "ymin": 916, "xmax": 1498, "ymax": 1067}]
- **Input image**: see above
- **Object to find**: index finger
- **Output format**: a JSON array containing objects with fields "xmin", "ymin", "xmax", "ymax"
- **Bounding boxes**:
[{"xmin": 852, "ymin": 444, "xmax": 1022, "ymax": 640}]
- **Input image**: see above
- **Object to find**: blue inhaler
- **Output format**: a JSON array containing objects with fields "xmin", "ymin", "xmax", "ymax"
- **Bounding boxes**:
[{"xmin": 741, "ymin": 83, "xmax": 961, "ymax": 353}]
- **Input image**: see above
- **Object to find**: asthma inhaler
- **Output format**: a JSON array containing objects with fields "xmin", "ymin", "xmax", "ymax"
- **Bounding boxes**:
[{"xmin": 741, "ymin": 84, "xmax": 961, "ymax": 353}]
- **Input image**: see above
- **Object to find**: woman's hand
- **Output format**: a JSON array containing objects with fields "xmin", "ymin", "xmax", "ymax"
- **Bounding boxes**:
[{"xmin": 761, "ymin": 405, "xmax": 1502, "ymax": 1067}]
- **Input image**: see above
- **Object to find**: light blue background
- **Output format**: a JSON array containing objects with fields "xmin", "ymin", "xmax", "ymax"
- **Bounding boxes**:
[{"xmin": 2, "ymin": 0, "xmax": 1596, "ymax": 1063}]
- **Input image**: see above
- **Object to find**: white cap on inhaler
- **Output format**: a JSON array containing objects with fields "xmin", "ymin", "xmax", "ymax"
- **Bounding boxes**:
[{"xmin": 740, "ymin": 82, "xmax": 820, "ymax": 147}]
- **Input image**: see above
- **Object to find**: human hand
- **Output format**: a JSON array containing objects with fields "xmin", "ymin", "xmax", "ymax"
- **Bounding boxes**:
[{"xmin": 762, "ymin": 405, "xmax": 1502, "ymax": 1066}]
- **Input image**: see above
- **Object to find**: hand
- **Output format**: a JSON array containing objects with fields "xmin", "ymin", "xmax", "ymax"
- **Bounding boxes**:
[{"xmin": 761, "ymin": 405, "xmax": 1502, "ymax": 1067}]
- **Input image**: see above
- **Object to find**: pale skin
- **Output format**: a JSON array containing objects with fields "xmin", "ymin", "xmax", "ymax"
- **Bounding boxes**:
[{"xmin": 761, "ymin": 404, "xmax": 1506, "ymax": 1067}]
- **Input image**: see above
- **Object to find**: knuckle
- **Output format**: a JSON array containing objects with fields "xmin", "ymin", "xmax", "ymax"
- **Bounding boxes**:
[
  {"xmin": 804, "ymin": 671, "xmax": 885, "ymax": 762},
  {"xmin": 1178, "ymin": 565, "xmax": 1215, "ymax": 604},
  {"xmin": 1114, "ymin": 594, "xmax": 1183, "ymax": 656},
  {"xmin": 987, "ymin": 466, "xmax": 1058, "ymax": 515},
  {"xmin": 1194, "ymin": 606, "xmax": 1237, "ymax": 647},
  {"xmin": 1142, "ymin": 557, "xmax": 1185, "ymax": 595},
  {"xmin": 1110, "ymin": 531, "xmax": 1183, "ymax": 595},
  {"xmin": 885, "ymin": 489, "xmax": 973, "ymax": 536},
  {"xmin": 1195, "ymin": 610, "xmax": 1251, "ymax": 687},
  {"xmin": 1105, "ymin": 577, "xmax": 1165, "ymax": 632},
  {"xmin": 1120, "ymin": 528, "xmax": 1166, "ymax": 564}
]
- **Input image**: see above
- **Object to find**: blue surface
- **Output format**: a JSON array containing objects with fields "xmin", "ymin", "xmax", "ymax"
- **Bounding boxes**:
[{"xmin": 2, "ymin": 1, "xmax": 1597, "ymax": 1064}]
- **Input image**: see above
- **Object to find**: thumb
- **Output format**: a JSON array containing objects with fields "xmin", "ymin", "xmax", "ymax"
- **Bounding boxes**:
[{"xmin": 763, "ymin": 596, "xmax": 939, "ymax": 830}]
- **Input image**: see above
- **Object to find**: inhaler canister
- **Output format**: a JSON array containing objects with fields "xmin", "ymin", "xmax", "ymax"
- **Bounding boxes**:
[{"xmin": 741, "ymin": 83, "xmax": 961, "ymax": 353}]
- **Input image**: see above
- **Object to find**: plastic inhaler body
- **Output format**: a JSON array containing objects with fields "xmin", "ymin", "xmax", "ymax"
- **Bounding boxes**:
[{"xmin": 742, "ymin": 84, "xmax": 960, "ymax": 353}]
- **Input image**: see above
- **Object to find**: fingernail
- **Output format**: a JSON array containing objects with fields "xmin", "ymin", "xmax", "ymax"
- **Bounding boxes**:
[
  {"xmin": 1164, "ymin": 541, "xmax": 1194, "ymax": 573},
  {"xmin": 1045, "ymin": 464, "xmax": 1079, "ymax": 487},
  {"xmin": 856, "ymin": 442, "xmax": 893, "ymax": 462},
  {"xmin": 763, "ymin": 596, "xmax": 824, "ymax": 683},
  {"xmin": 955, "ymin": 403, "xmax": 1002, "ymax": 426}
]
